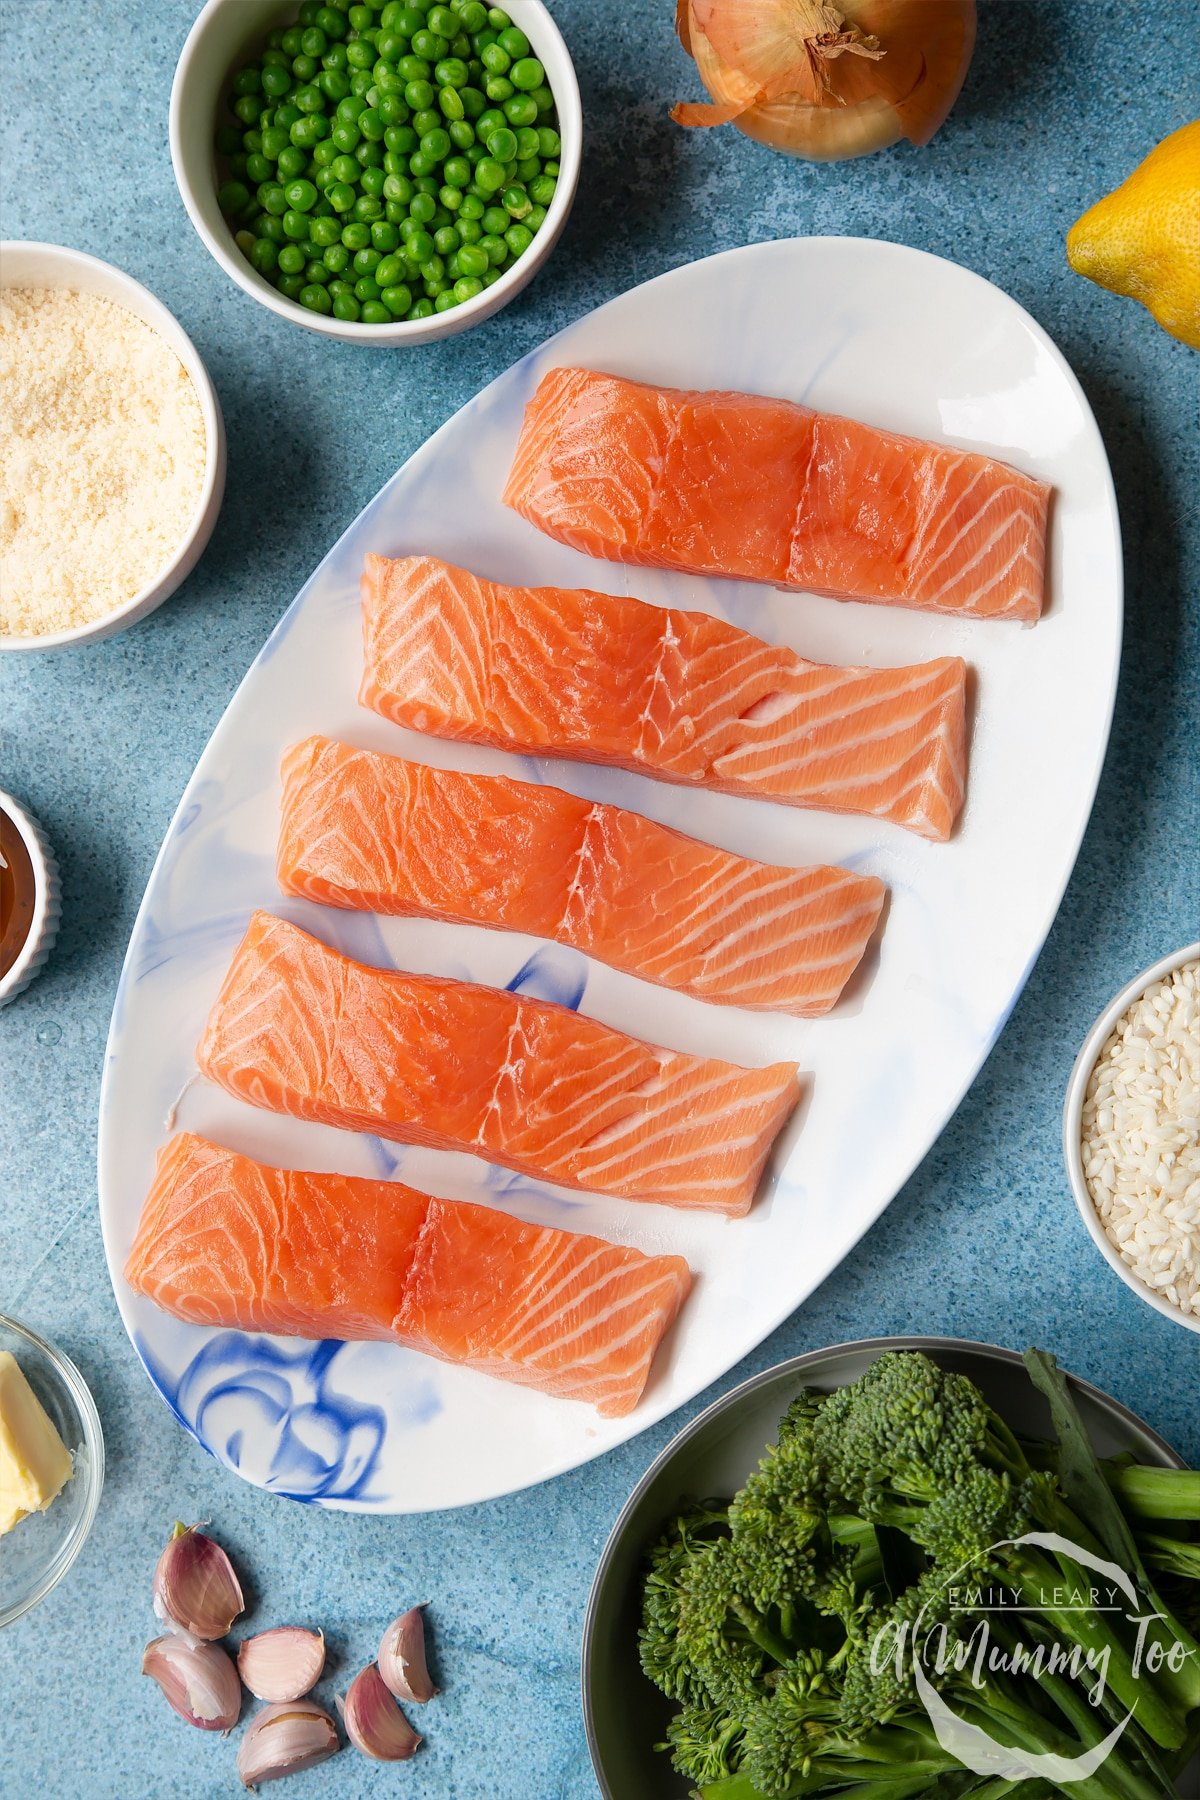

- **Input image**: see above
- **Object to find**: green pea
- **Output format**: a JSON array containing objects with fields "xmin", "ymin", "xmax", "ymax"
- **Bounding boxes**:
[
  {"xmin": 394, "ymin": 4, "xmax": 424, "ymax": 31},
  {"xmin": 480, "ymin": 42, "xmax": 509, "ymax": 75},
  {"xmin": 310, "ymin": 213, "xmax": 343, "ymax": 246},
  {"xmin": 233, "ymin": 93, "xmax": 262, "ymax": 126},
  {"xmin": 228, "ymin": 151, "xmax": 250, "ymax": 178},
  {"xmin": 457, "ymin": 217, "xmax": 482, "ymax": 243},
  {"xmin": 323, "ymin": 241, "xmax": 351, "ymax": 271},
  {"xmin": 261, "ymin": 124, "xmax": 290, "ymax": 161},
  {"xmin": 478, "ymin": 231, "xmax": 506, "ymax": 265},
  {"xmin": 531, "ymin": 83, "xmax": 554, "ymax": 113},
  {"xmin": 484, "ymin": 125, "xmax": 516, "ymax": 162},
  {"xmin": 278, "ymin": 242, "xmax": 307, "ymax": 273},
  {"xmin": 262, "ymin": 63, "xmax": 292, "ymax": 98},
  {"xmin": 419, "ymin": 125, "xmax": 451, "ymax": 159},
  {"xmin": 406, "ymin": 148, "xmax": 434, "ymax": 176},
  {"xmin": 337, "ymin": 94, "xmax": 366, "ymax": 120},
  {"xmin": 434, "ymin": 289, "xmax": 457, "ymax": 312},
  {"xmin": 218, "ymin": 178, "xmax": 252, "ymax": 214},
  {"xmin": 369, "ymin": 221, "xmax": 397, "ymax": 253},
  {"xmin": 455, "ymin": 240, "xmax": 488, "ymax": 277},
  {"xmin": 398, "ymin": 53, "xmax": 430, "ymax": 81},
  {"xmin": 482, "ymin": 264, "xmax": 501, "ymax": 286},
  {"xmin": 373, "ymin": 62, "xmax": 406, "ymax": 93},
  {"xmin": 525, "ymin": 173, "xmax": 554, "ymax": 208},
  {"xmin": 498, "ymin": 25, "xmax": 529, "ymax": 56},
  {"xmin": 329, "ymin": 181, "xmax": 357, "ymax": 211},
  {"xmin": 304, "ymin": 258, "xmax": 331, "ymax": 284},
  {"xmin": 384, "ymin": 171, "xmax": 415, "ymax": 202},
  {"xmin": 458, "ymin": 193, "xmax": 485, "ymax": 219},
  {"xmin": 374, "ymin": 253, "xmax": 403, "ymax": 285},
  {"xmin": 385, "ymin": 122, "xmax": 418, "ymax": 152},
  {"xmin": 435, "ymin": 55, "xmax": 468, "ymax": 86},
  {"xmin": 348, "ymin": 4, "xmax": 373, "ymax": 28},
  {"xmin": 313, "ymin": 137, "xmax": 339, "ymax": 166},
  {"xmin": 300, "ymin": 283, "xmax": 333, "ymax": 312},
  {"xmin": 515, "ymin": 155, "xmax": 538, "ymax": 183},
  {"xmin": 504, "ymin": 221, "xmax": 531, "ymax": 256},
  {"xmin": 378, "ymin": 92, "xmax": 411, "ymax": 124},
  {"xmin": 359, "ymin": 106, "xmax": 385, "ymax": 138},
  {"xmin": 248, "ymin": 235, "xmax": 279, "ymax": 274},
  {"xmin": 261, "ymin": 214, "xmax": 287, "ymax": 242},
  {"xmin": 439, "ymin": 183, "xmax": 463, "ymax": 210},
  {"xmin": 356, "ymin": 139, "xmax": 384, "ymax": 165},
  {"xmin": 275, "ymin": 100, "xmax": 302, "ymax": 127},
  {"xmin": 438, "ymin": 85, "xmax": 465, "ymax": 120},
  {"xmin": 361, "ymin": 165, "xmax": 387, "ymax": 194},
  {"xmin": 381, "ymin": 282, "xmax": 413, "ymax": 316},
  {"xmin": 525, "ymin": 203, "xmax": 545, "ymax": 230},
  {"xmin": 301, "ymin": 26, "xmax": 327, "ymax": 55},
  {"xmin": 474, "ymin": 156, "xmax": 507, "ymax": 192},
  {"xmin": 509, "ymin": 54, "xmax": 541, "ymax": 92},
  {"xmin": 233, "ymin": 64, "xmax": 262, "ymax": 95},
  {"xmin": 235, "ymin": 227, "xmax": 257, "ymax": 255},
  {"xmin": 278, "ymin": 272, "xmax": 306, "ymax": 299},
  {"xmin": 298, "ymin": 1, "xmax": 320, "ymax": 25},
  {"xmin": 512, "ymin": 125, "xmax": 538, "ymax": 159},
  {"xmin": 476, "ymin": 109, "xmax": 504, "ymax": 140},
  {"xmin": 292, "ymin": 55, "xmax": 319, "ymax": 82},
  {"xmin": 411, "ymin": 29, "xmax": 447, "ymax": 60},
  {"xmin": 448, "ymin": 117, "xmax": 475, "ymax": 148},
  {"xmin": 409, "ymin": 296, "xmax": 435, "ymax": 318},
  {"xmin": 460, "ymin": 84, "xmax": 486, "ymax": 117},
  {"xmin": 385, "ymin": 199, "xmax": 408, "ymax": 222},
  {"xmin": 333, "ymin": 291, "xmax": 362, "ymax": 320},
  {"xmin": 353, "ymin": 245, "xmax": 382, "ymax": 272},
  {"xmin": 431, "ymin": 223, "xmax": 458, "ymax": 254},
  {"xmin": 404, "ymin": 77, "xmax": 435, "ymax": 109},
  {"xmin": 245, "ymin": 151, "xmax": 271, "ymax": 183},
  {"xmin": 347, "ymin": 38, "xmax": 375, "ymax": 67},
  {"xmin": 318, "ymin": 66, "xmax": 351, "ymax": 100},
  {"xmin": 376, "ymin": 28, "xmax": 407, "ymax": 60},
  {"xmin": 317, "ymin": 6, "xmax": 348, "ymax": 37},
  {"xmin": 292, "ymin": 114, "xmax": 328, "ymax": 147},
  {"xmin": 414, "ymin": 172, "xmax": 441, "ymax": 194},
  {"xmin": 453, "ymin": 274, "xmax": 483, "ymax": 302},
  {"xmin": 361, "ymin": 300, "xmax": 392, "ymax": 322},
  {"xmin": 484, "ymin": 74, "xmax": 512, "ymax": 101},
  {"xmin": 543, "ymin": 157, "xmax": 559, "ymax": 175},
  {"xmin": 330, "ymin": 152, "xmax": 358, "ymax": 181},
  {"xmin": 428, "ymin": 4, "xmax": 457, "ymax": 34},
  {"xmin": 407, "ymin": 227, "xmax": 435, "ymax": 261},
  {"xmin": 322, "ymin": 43, "xmax": 349, "ymax": 72},
  {"xmin": 481, "ymin": 203, "xmax": 507, "ymax": 232},
  {"xmin": 280, "ymin": 208, "xmax": 308, "ymax": 241},
  {"xmin": 355, "ymin": 275, "xmax": 381, "ymax": 301},
  {"xmin": 332, "ymin": 118, "xmax": 361, "ymax": 151},
  {"xmin": 457, "ymin": 0, "xmax": 488, "ymax": 31},
  {"xmin": 342, "ymin": 220, "xmax": 372, "ymax": 247},
  {"xmin": 503, "ymin": 91, "xmax": 537, "ymax": 127},
  {"xmin": 419, "ymin": 252, "xmax": 445, "ymax": 281},
  {"xmin": 412, "ymin": 106, "xmax": 441, "ymax": 134},
  {"xmin": 408, "ymin": 190, "xmax": 436, "ymax": 223},
  {"xmin": 285, "ymin": 177, "xmax": 319, "ymax": 211}
]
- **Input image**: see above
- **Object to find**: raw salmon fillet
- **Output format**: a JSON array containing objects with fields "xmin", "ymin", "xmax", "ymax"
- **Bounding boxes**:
[
  {"xmin": 196, "ymin": 912, "xmax": 800, "ymax": 1214},
  {"xmin": 502, "ymin": 368, "xmax": 1050, "ymax": 622},
  {"xmin": 360, "ymin": 554, "xmax": 968, "ymax": 841},
  {"xmin": 124, "ymin": 1132, "xmax": 427, "ymax": 1340},
  {"xmin": 278, "ymin": 736, "xmax": 887, "ymax": 1014},
  {"xmin": 125, "ymin": 1134, "xmax": 692, "ymax": 1415}
]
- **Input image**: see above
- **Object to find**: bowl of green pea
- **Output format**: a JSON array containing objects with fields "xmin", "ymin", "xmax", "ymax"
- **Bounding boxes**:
[{"xmin": 171, "ymin": 0, "xmax": 580, "ymax": 343}]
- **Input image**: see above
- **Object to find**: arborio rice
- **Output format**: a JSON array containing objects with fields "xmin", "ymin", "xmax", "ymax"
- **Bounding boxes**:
[{"xmin": 1081, "ymin": 959, "xmax": 1200, "ymax": 1317}]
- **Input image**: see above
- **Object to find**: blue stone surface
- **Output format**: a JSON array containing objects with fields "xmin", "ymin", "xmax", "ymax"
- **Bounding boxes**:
[{"xmin": 1, "ymin": 2, "xmax": 1197, "ymax": 1794}]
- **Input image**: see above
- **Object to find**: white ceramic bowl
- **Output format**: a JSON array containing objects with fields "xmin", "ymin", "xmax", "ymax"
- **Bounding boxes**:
[
  {"xmin": 1063, "ymin": 942, "xmax": 1200, "ymax": 1335},
  {"xmin": 0, "ymin": 791, "xmax": 60, "ymax": 1006},
  {"xmin": 0, "ymin": 243, "xmax": 227, "ymax": 651},
  {"xmin": 171, "ymin": 0, "xmax": 582, "ymax": 346},
  {"xmin": 0, "ymin": 1314, "xmax": 105, "ymax": 1629},
  {"xmin": 0, "ymin": 242, "xmax": 225, "ymax": 651}
]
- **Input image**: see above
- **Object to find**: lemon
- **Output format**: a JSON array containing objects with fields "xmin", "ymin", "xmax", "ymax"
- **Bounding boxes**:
[{"xmin": 1067, "ymin": 120, "xmax": 1200, "ymax": 350}]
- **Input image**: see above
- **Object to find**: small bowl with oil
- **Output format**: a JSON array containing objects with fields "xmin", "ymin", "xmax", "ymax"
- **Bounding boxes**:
[
  {"xmin": 0, "ymin": 791, "xmax": 59, "ymax": 1006},
  {"xmin": 0, "ymin": 1315, "xmax": 105, "ymax": 1629}
]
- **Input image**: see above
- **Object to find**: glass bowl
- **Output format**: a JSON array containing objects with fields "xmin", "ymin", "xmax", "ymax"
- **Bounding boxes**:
[{"xmin": 0, "ymin": 1315, "xmax": 105, "ymax": 1628}]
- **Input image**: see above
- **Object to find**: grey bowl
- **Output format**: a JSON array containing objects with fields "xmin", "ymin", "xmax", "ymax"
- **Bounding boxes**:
[{"xmin": 581, "ymin": 1335, "xmax": 1185, "ymax": 1800}]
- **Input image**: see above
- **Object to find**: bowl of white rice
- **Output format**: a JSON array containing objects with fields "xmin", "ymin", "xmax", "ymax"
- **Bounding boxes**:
[
  {"xmin": 1064, "ymin": 943, "xmax": 1200, "ymax": 1332},
  {"xmin": 0, "ymin": 242, "xmax": 225, "ymax": 650}
]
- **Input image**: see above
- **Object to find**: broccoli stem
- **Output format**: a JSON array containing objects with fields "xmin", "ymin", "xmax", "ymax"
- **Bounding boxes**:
[{"xmin": 1106, "ymin": 1465, "xmax": 1200, "ymax": 1524}]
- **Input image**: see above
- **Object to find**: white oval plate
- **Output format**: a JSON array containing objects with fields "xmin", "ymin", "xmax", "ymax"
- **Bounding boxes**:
[{"xmin": 98, "ymin": 238, "xmax": 1122, "ymax": 1513}]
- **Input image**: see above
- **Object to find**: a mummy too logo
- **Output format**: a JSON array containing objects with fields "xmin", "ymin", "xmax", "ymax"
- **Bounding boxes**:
[{"xmin": 870, "ymin": 1531, "xmax": 1197, "ymax": 1782}]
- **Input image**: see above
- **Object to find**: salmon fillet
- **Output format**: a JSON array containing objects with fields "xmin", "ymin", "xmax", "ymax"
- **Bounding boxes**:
[
  {"xmin": 125, "ymin": 1134, "xmax": 692, "ymax": 1416},
  {"xmin": 360, "ymin": 554, "xmax": 968, "ymax": 842},
  {"xmin": 502, "ymin": 368, "xmax": 1050, "ymax": 622},
  {"xmin": 277, "ymin": 736, "xmax": 887, "ymax": 1014},
  {"xmin": 196, "ymin": 912, "xmax": 800, "ymax": 1214}
]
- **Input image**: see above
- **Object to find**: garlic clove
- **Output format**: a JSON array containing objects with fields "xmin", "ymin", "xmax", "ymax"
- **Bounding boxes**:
[
  {"xmin": 377, "ymin": 1605, "xmax": 437, "ymax": 1704},
  {"xmin": 142, "ymin": 1635, "xmax": 242, "ymax": 1731},
  {"xmin": 237, "ymin": 1627, "xmax": 326, "ymax": 1703},
  {"xmin": 236, "ymin": 1700, "xmax": 340, "ymax": 1788},
  {"xmin": 153, "ymin": 1522, "xmax": 244, "ymax": 1642},
  {"xmin": 338, "ymin": 1663, "xmax": 422, "ymax": 1762}
]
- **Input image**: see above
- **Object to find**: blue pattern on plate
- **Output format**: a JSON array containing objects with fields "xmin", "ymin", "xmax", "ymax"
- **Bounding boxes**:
[{"xmin": 135, "ymin": 1329, "xmax": 415, "ymax": 1504}]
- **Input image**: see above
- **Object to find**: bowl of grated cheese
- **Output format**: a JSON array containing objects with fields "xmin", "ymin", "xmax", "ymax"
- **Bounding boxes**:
[
  {"xmin": 0, "ymin": 242, "xmax": 225, "ymax": 650},
  {"xmin": 1064, "ymin": 943, "xmax": 1200, "ymax": 1334}
]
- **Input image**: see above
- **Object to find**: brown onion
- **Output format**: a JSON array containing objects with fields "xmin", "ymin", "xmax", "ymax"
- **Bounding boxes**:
[{"xmin": 673, "ymin": 0, "xmax": 976, "ymax": 160}]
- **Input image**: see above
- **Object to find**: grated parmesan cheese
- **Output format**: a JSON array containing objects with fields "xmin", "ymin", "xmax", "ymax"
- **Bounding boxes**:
[{"xmin": 0, "ymin": 286, "xmax": 207, "ymax": 638}]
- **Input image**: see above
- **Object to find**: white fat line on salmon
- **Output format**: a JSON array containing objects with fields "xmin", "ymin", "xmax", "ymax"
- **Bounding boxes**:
[{"xmin": 634, "ymin": 613, "xmax": 682, "ymax": 762}]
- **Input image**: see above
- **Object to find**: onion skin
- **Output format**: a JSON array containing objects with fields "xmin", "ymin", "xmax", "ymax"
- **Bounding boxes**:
[{"xmin": 674, "ymin": 0, "xmax": 977, "ymax": 161}]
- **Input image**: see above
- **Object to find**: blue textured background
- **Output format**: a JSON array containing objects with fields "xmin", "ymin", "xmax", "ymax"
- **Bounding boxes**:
[{"xmin": 2, "ymin": 2, "xmax": 1198, "ymax": 1794}]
